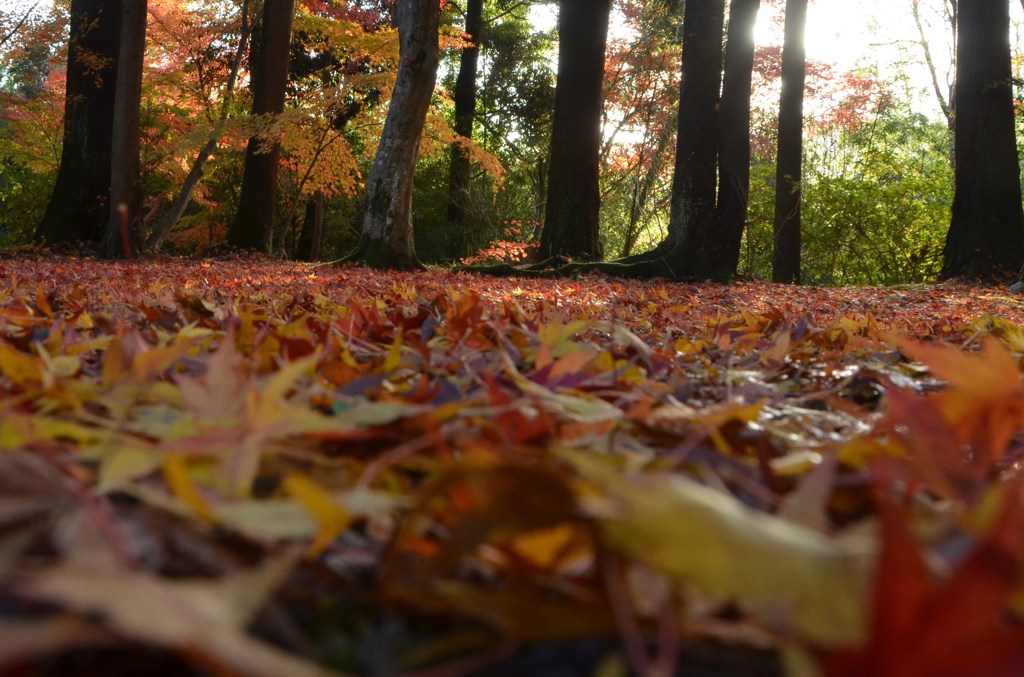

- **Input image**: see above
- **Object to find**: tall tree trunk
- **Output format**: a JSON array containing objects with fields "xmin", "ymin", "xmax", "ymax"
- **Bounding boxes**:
[
  {"xmin": 36, "ymin": 0, "xmax": 121, "ymax": 247},
  {"xmin": 351, "ymin": 0, "xmax": 440, "ymax": 270},
  {"xmin": 943, "ymin": 0, "xmax": 1024, "ymax": 279},
  {"xmin": 711, "ymin": 0, "xmax": 760, "ymax": 279},
  {"xmin": 146, "ymin": 0, "xmax": 252, "ymax": 252},
  {"xmin": 227, "ymin": 0, "xmax": 295, "ymax": 251},
  {"xmin": 772, "ymin": 0, "xmax": 808, "ymax": 284},
  {"xmin": 538, "ymin": 0, "xmax": 611, "ymax": 261},
  {"xmin": 666, "ymin": 0, "xmax": 726, "ymax": 278},
  {"xmin": 444, "ymin": 0, "xmax": 483, "ymax": 260},
  {"xmin": 101, "ymin": 0, "xmax": 147, "ymax": 259}
]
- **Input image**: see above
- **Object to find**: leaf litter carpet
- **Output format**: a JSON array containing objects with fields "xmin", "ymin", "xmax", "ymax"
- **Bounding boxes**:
[{"xmin": 3, "ymin": 255, "xmax": 1024, "ymax": 675}]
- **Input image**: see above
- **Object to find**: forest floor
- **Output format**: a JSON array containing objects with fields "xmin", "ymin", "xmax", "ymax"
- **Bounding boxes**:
[{"xmin": 3, "ymin": 254, "xmax": 1024, "ymax": 676}]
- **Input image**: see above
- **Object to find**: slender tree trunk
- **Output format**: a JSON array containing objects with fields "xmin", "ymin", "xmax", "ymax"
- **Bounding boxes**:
[
  {"xmin": 146, "ymin": 0, "xmax": 252, "ymax": 252},
  {"xmin": 101, "ymin": 0, "xmax": 147, "ymax": 259},
  {"xmin": 444, "ymin": 0, "xmax": 483, "ymax": 260},
  {"xmin": 665, "ymin": 0, "xmax": 726, "ymax": 277},
  {"xmin": 227, "ymin": 0, "xmax": 295, "ymax": 251},
  {"xmin": 296, "ymin": 191, "xmax": 325, "ymax": 261},
  {"xmin": 37, "ymin": 0, "xmax": 121, "ymax": 247},
  {"xmin": 0, "ymin": 0, "xmax": 40, "ymax": 51},
  {"xmin": 621, "ymin": 120, "xmax": 674, "ymax": 258},
  {"xmin": 910, "ymin": 0, "xmax": 953, "ymax": 130},
  {"xmin": 538, "ymin": 0, "xmax": 611, "ymax": 261},
  {"xmin": 943, "ymin": 0, "xmax": 1024, "ymax": 279},
  {"xmin": 772, "ymin": 0, "xmax": 808, "ymax": 284},
  {"xmin": 352, "ymin": 0, "xmax": 440, "ymax": 270},
  {"xmin": 711, "ymin": 0, "xmax": 760, "ymax": 279}
]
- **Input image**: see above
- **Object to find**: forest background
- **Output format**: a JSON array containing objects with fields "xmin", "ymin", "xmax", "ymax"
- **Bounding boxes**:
[{"xmin": 0, "ymin": 0, "xmax": 1014, "ymax": 285}]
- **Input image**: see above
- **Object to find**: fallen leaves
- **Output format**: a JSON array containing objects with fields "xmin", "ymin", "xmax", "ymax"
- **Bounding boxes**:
[{"xmin": 3, "ymin": 254, "xmax": 1024, "ymax": 674}]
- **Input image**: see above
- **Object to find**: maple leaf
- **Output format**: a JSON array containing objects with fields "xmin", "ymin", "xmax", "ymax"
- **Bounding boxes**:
[
  {"xmin": 819, "ymin": 486, "xmax": 1024, "ymax": 677},
  {"xmin": 898, "ymin": 337, "xmax": 1024, "ymax": 462}
]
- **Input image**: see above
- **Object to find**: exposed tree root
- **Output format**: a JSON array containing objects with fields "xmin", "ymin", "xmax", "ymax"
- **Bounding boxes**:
[{"xmin": 455, "ymin": 254, "xmax": 680, "ymax": 280}]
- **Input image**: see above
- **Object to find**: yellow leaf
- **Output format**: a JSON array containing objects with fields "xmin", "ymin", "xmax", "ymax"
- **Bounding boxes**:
[
  {"xmin": 0, "ymin": 342, "xmax": 45, "ymax": 389},
  {"xmin": 510, "ymin": 523, "xmax": 588, "ymax": 570},
  {"xmin": 383, "ymin": 328, "xmax": 402, "ymax": 373},
  {"xmin": 562, "ymin": 449, "xmax": 872, "ymax": 646},
  {"xmin": 162, "ymin": 456, "xmax": 214, "ymax": 522},
  {"xmin": 35, "ymin": 282, "xmax": 53, "ymax": 319},
  {"xmin": 283, "ymin": 474, "xmax": 353, "ymax": 556},
  {"xmin": 261, "ymin": 348, "xmax": 321, "ymax": 406}
]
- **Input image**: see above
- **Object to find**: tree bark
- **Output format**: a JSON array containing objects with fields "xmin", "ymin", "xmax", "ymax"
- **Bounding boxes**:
[
  {"xmin": 146, "ymin": 0, "xmax": 252, "ymax": 252},
  {"xmin": 538, "ymin": 0, "xmax": 611, "ymax": 261},
  {"xmin": 943, "ymin": 0, "xmax": 1024, "ymax": 279},
  {"xmin": 101, "ymin": 0, "xmax": 147, "ymax": 259},
  {"xmin": 36, "ymin": 0, "xmax": 121, "ymax": 247},
  {"xmin": 711, "ymin": 0, "xmax": 760, "ymax": 279},
  {"xmin": 772, "ymin": 0, "xmax": 807, "ymax": 284},
  {"xmin": 665, "ymin": 0, "xmax": 726, "ymax": 278},
  {"xmin": 444, "ymin": 0, "xmax": 483, "ymax": 260},
  {"xmin": 352, "ymin": 0, "xmax": 440, "ymax": 270},
  {"xmin": 226, "ymin": 0, "xmax": 295, "ymax": 251}
]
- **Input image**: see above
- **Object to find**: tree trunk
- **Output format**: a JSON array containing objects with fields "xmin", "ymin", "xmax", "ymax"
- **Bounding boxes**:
[
  {"xmin": 227, "ymin": 0, "xmax": 295, "ymax": 251},
  {"xmin": 538, "ymin": 0, "xmax": 611, "ymax": 261},
  {"xmin": 296, "ymin": 191, "xmax": 325, "ymax": 261},
  {"xmin": 771, "ymin": 0, "xmax": 807, "ymax": 284},
  {"xmin": 665, "ymin": 0, "xmax": 726, "ymax": 278},
  {"xmin": 101, "ymin": 0, "xmax": 147, "ymax": 259},
  {"xmin": 36, "ymin": 0, "xmax": 121, "ymax": 247},
  {"xmin": 444, "ymin": 0, "xmax": 483, "ymax": 260},
  {"xmin": 352, "ymin": 0, "xmax": 440, "ymax": 270},
  {"xmin": 943, "ymin": 0, "xmax": 1024, "ymax": 279},
  {"xmin": 711, "ymin": 0, "xmax": 760, "ymax": 279},
  {"xmin": 146, "ymin": 0, "xmax": 252, "ymax": 252}
]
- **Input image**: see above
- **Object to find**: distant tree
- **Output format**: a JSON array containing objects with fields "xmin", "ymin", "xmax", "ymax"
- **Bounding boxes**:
[
  {"xmin": 772, "ymin": 0, "xmax": 808, "ymax": 283},
  {"xmin": 444, "ymin": 0, "xmax": 483, "ymax": 260},
  {"xmin": 36, "ymin": 0, "xmax": 120, "ymax": 247},
  {"xmin": 101, "ymin": 0, "xmax": 147, "ymax": 259},
  {"xmin": 227, "ymin": 0, "xmax": 296, "ymax": 251},
  {"xmin": 943, "ymin": 0, "xmax": 1024, "ymax": 279},
  {"xmin": 145, "ymin": 0, "xmax": 253, "ymax": 253},
  {"xmin": 538, "ymin": 0, "xmax": 611, "ymax": 261},
  {"xmin": 349, "ymin": 0, "xmax": 440, "ymax": 269},
  {"xmin": 711, "ymin": 0, "xmax": 761, "ymax": 279}
]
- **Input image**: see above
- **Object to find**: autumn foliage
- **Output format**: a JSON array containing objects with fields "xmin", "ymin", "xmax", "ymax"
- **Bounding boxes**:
[{"xmin": 1, "ymin": 256, "xmax": 1024, "ymax": 674}]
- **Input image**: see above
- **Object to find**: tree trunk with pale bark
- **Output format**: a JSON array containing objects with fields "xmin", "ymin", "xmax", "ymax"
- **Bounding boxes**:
[{"xmin": 351, "ymin": 0, "xmax": 439, "ymax": 270}]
